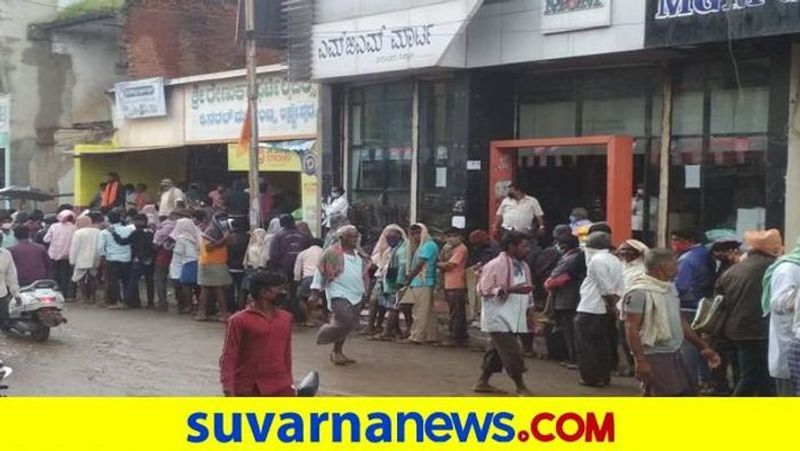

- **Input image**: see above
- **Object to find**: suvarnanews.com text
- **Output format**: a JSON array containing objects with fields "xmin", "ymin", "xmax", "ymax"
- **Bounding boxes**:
[{"xmin": 187, "ymin": 411, "xmax": 616, "ymax": 445}]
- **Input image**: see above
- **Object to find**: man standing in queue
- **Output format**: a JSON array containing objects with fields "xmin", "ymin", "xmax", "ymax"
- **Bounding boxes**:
[{"xmin": 624, "ymin": 249, "xmax": 721, "ymax": 396}]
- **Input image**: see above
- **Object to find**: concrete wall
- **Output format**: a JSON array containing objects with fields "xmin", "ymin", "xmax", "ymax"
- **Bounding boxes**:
[
  {"xmin": 0, "ymin": 0, "xmax": 61, "ymax": 190},
  {"xmin": 464, "ymin": 0, "xmax": 646, "ymax": 67},
  {"xmin": 28, "ymin": 20, "xmax": 126, "ymax": 202},
  {"xmin": 113, "ymin": 83, "xmax": 185, "ymax": 148},
  {"xmin": 314, "ymin": 0, "xmax": 450, "ymax": 23}
]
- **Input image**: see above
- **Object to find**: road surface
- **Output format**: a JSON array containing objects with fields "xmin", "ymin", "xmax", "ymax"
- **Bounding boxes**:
[{"xmin": 0, "ymin": 304, "xmax": 639, "ymax": 396}]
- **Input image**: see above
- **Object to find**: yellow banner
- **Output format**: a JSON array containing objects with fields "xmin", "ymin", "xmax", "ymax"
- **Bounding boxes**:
[
  {"xmin": 0, "ymin": 398, "xmax": 794, "ymax": 449},
  {"xmin": 227, "ymin": 143, "xmax": 302, "ymax": 172}
]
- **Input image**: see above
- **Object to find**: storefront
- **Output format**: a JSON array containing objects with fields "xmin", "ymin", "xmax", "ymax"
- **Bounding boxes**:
[
  {"xmin": 76, "ymin": 66, "xmax": 321, "ymax": 231},
  {"xmin": 314, "ymin": 0, "xmax": 797, "ymax": 244},
  {"xmin": 644, "ymin": 0, "xmax": 800, "ymax": 241}
]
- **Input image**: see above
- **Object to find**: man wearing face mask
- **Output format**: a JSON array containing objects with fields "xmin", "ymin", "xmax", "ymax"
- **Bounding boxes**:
[
  {"xmin": 437, "ymin": 228, "xmax": 470, "ymax": 347},
  {"xmin": 0, "ymin": 216, "xmax": 17, "ymax": 249},
  {"xmin": 494, "ymin": 184, "xmax": 545, "ymax": 238},
  {"xmin": 710, "ymin": 238, "xmax": 743, "ymax": 277},
  {"xmin": 323, "ymin": 187, "xmax": 349, "ymax": 232},
  {"xmin": 671, "ymin": 228, "xmax": 716, "ymax": 389}
]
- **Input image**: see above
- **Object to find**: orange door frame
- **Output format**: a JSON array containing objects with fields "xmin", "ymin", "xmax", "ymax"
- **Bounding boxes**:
[{"xmin": 489, "ymin": 135, "xmax": 634, "ymax": 245}]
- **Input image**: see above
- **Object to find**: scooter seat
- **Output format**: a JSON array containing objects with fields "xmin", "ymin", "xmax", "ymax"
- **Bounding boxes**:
[{"xmin": 20, "ymin": 280, "xmax": 60, "ymax": 292}]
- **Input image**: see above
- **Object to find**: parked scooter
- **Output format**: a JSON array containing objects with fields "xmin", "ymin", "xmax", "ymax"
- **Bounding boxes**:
[
  {"xmin": 5, "ymin": 280, "xmax": 67, "ymax": 342},
  {"xmin": 0, "ymin": 360, "xmax": 11, "ymax": 397}
]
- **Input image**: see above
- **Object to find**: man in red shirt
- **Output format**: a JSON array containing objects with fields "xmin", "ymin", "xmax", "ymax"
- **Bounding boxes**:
[{"xmin": 219, "ymin": 271, "xmax": 294, "ymax": 397}]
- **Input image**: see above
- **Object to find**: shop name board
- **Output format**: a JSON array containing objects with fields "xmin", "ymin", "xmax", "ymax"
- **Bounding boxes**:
[
  {"xmin": 541, "ymin": 0, "xmax": 612, "ymax": 34},
  {"xmin": 656, "ymin": 0, "xmax": 768, "ymax": 19},
  {"xmin": 545, "ymin": 0, "xmax": 604, "ymax": 15},
  {"xmin": 646, "ymin": 0, "xmax": 800, "ymax": 46},
  {"xmin": 317, "ymin": 24, "xmax": 434, "ymax": 61},
  {"xmin": 115, "ymin": 77, "xmax": 167, "ymax": 119},
  {"xmin": 185, "ymin": 74, "xmax": 317, "ymax": 143},
  {"xmin": 312, "ymin": 0, "xmax": 483, "ymax": 79}
]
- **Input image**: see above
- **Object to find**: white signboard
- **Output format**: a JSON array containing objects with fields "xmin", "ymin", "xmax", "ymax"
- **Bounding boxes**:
[
  {"xmin": 185, "ymin": 74, "xmax": 318, "ymax": 143},
  {"xmin": 0, "ymin": 94, "xmax": 9, "ymax": 134},
  {"xmin": 542, "ymin": 0, "xmax": 612, "ymax": 35},
  {"xmin": 114, "ymin": 77, "xmax": 167, "ymax": 119},
  {"xmin": 312, "ymin": 0, "xmax": 483, "ymax": 79}
]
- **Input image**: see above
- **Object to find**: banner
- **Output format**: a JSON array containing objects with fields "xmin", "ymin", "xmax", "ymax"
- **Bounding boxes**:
[
  {"xmin": 186, "ymin": 75, "xmax": 318, "ymax": 143},
  {"xmin": 227, "ymin": 140, "xmax": 319, "ymax": 231},
  {"xmin": 226, "ymin": 141, "xmax": 316, "ymax": 173},
  {"xmin": 0, "ymin": 398, "xmax": 796, "ymax": 449},
  {"xmin": 114, "ymin": 77, "xmax": 167, "ymax": 119}
]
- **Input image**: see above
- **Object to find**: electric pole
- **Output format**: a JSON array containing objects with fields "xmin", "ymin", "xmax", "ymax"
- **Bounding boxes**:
[{"xmin": 245, "ymin": 0, "xmax": 261, "ymax": 230}]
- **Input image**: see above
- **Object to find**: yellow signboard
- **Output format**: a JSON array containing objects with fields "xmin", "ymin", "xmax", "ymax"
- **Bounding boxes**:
[
  {"xmin": 227, "ymin": 143, "xmax": 305, "ymax": 172},
  {"xmin": 227, "ymin": 141, "xmax": 320, "ymax": 234}
]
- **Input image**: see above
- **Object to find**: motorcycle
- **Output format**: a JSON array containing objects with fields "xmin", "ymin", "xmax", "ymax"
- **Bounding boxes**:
[
  {"xmin": 295, "ymin": 371, "xmax": 319, "ymax": 397},
  {"xmin": 5, "ymin": 280, "xmax": 67, "ymax": 342},
  {"xmin": 0, "ymin": 360, "xmax": 11, "ymax": 397}
]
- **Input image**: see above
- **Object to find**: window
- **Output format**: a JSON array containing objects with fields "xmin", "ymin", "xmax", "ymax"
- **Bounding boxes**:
[
  {"xmin": 417, "ymin": 79, "xmax": 463, "ymax": 233},
  {"xmin": 667, "ymin": 59, "xmax": 770, "ymax": 237},
  {"xmin": 348, "ymin": 82, "xmax": 413, "ymax": 236}
]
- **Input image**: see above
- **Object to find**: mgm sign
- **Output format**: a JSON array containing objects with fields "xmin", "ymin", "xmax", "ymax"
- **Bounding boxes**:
[{"xmin": 544, "ymin": 0, "xmax": 605, "ymax": 15}]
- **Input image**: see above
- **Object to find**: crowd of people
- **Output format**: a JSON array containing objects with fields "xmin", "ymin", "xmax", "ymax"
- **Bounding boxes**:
[{"xmin": 2, "ymin": 177, "xmax": 800, "ymax": 398}]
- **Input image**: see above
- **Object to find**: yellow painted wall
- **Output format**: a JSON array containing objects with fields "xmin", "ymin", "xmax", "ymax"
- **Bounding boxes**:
[{"xmin": 74, "ymin": 144, "xmax": 187, "ymax": 207}]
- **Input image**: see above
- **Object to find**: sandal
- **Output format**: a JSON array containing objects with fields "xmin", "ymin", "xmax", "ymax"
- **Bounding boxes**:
[{"xmin": 330, "ymin": 354, "xmax": 347, "ymax": 366}]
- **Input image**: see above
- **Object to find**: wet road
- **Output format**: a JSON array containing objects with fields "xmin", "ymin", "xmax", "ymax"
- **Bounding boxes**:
[{"xmin": 0, "ymin": 304, "xmax": 638, "ymax": 396}]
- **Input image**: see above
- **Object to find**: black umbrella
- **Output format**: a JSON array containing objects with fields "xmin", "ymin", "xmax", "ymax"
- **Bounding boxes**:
[{"xmin": 0, "ymin": 186, "xmax": 55, "ymax": 202}]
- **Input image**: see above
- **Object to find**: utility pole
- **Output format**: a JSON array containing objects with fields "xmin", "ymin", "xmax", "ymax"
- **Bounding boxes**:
[{"xmin": 245, "ymin": 0, "xmax": 261, "ymax": 230}]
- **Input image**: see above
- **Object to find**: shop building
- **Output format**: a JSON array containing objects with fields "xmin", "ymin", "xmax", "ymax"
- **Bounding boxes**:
[
  {"xmin": 75, "ymin": 65, "xmax": 322, "ymax": 231},
  {"xmin": 307, "ymin": 0, "xmax": 799, "ymax": 244}
]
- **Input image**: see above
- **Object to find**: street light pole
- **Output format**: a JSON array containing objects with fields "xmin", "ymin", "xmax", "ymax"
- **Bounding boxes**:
[{"xmin": 245, "ymin": 0, "xmax": 261, "ymax": 230}]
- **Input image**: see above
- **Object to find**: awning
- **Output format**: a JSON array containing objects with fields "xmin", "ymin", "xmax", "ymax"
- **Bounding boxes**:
[{"xmin": 311, "ymin": 0, "xmax": 484, "ymax": 80}]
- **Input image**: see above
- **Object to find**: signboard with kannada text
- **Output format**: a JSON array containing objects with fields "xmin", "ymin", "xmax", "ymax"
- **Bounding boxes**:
[
  {"xmin": 114, "ymin": 77, "xmax": 167, "ymax": 119},
  {"xmin": 311, "ymin": 0, "xmax": 483, "ymax": 79},
  {"xmin": 186, "ymin": 75, "xmax": 318, "ymax": 143}
]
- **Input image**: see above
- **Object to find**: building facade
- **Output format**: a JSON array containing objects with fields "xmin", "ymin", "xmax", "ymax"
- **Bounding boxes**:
[
  {"xmin": 74, "ymin": 66, "xmax": 322, "ymax": 231},
  {"xmin": 308, "ymin": 0, "xmax": 799, "ymax": 245}
]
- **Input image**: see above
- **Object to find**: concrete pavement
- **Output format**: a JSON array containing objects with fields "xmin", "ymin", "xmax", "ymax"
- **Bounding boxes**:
[{"xmin": 0, "ymin": 304, "xmax": 639, "ymax": 396}]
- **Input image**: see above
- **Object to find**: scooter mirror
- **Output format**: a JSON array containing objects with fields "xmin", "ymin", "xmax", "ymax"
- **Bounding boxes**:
[{"xmin": 296, "ymin": 371, "xmax": 319, "ymax": 397}]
